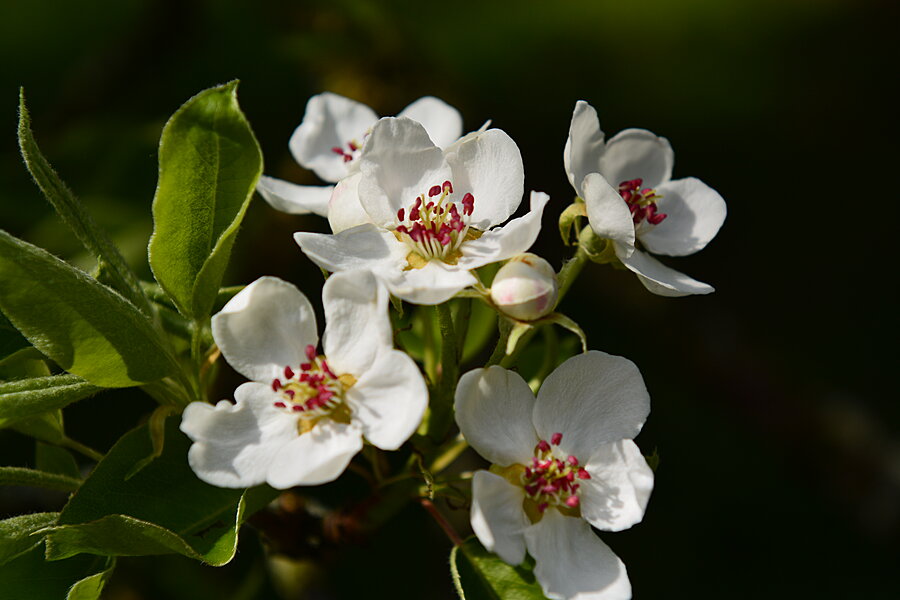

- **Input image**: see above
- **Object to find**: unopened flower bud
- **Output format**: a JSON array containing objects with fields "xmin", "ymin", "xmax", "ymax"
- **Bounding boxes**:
[{"xmin": 490, "ymin": 253, "xmax": 558, "ymax": 321}]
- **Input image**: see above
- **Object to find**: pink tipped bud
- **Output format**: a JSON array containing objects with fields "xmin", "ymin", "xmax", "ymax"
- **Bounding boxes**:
[
  {"xmin": 490, "ymin": 254, "xmax": 559, "ymax": 321},
  {"xmin": 305, "ymin": 345, "xmax": 317, "ymax": 361},
  {"xmin": 397, "ymin": 208, "xmax": 405, "ymax": 222},
  {"xmin": 429, "ymin": 185, "xmax": 442, "ymax": 197},
  {"xmin": 284, "ymin": 365, "xmax": 294, "ymax": 379},
  {"xmin": 443, "ymin": 180, "xmax": 453, "ymax": 193},
  {"xmin": 565, "ymin": 495, "xmax": 580, "ymax": 508},
  {"xmin": 551, "ymin": 432, "xmax": 563, "ymax": 445}
]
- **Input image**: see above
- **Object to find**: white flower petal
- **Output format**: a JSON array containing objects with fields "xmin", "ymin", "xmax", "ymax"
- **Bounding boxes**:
[
  {"xmin": 180, "ymin": 382, "xmax": 297, "ymax": 488},
  {"xmin": 457, "ymin": 191, "xmax": 550, "ymax": 270},
  {"xmin": 211, "ymin": 277, "xmax": 318, "ymax": 383},
  {"xmin": 639, "ymin": 177, "xmax": 727, "ymax": 257},
  {"xmin": 358, "ymin": 117, "xmax": 452, "ymax": 228},
  {"xmin": 616, "ymin": 246, "xmax": 714, "ymax": 297},
  {"xmin": 289, "ymin": 92, "xmax": 377, "ymax": 183},
  {"xmin": 323, "ymin": 270, "xmax": 392, "ymax": 378},
  {"xmin": 294, "ymin": 224, "xmax": 407, "ymax": 274},
  {"xmin": 471, "ymin": 470, "xmax": 530, "ymax": 566},
  {"xmin": 327, "ymin": 173, "xmax": 371, "ymax": 233},
  {"xmin": 267, "ymin": 419, "xmax": 363, "ymax": 487},
  {"xmin": 256, "ymin": 175, "xmax": 332, "ymax": 216},
  {"xmin": 345, "ymin": 349, "xmax": 427, "ymax": 450},
  {"xmin": 582, "ymin": 173, "xmax": 635, "ymax": 257},
  {"xmin": 533, "ymin": 351, "xmax": 650, "ymax": 461},
  {"xmin": 444, "ymin": 128, "xmax": 525, "ymax": 229},
  {"xmin": 398, "ymin": 96, "xmax": 463, "ymax": 149},
  {"xmin": 384, "ymin": 260, "xmax": 477, "ymax": 305},
  {"xmin": 598, "ymin": 128, "xmax": 674, "ymax": 190},
  {"xmin": 525, "ymin": 511, "xmax": 631, "ymax": 600},
  {"xmin": 454, "ymin": 366, "xmax": 538, "ymax": 467},
  {"xmin": 581, "ymin": 440, "xmax": 654, "ymax": 533},
  {"xmin": 564, "ymin": 101, "xmax": 606, "ymax": 196}
]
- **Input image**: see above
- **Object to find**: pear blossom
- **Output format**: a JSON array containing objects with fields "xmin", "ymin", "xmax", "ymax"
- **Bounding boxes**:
[
  {"xmin": 455, "ymin": 351, "xmax": 653, "ymax": 600},
  {"xmin": 256, "ymin": 92, "xmax": 463, "ymax": 218},
  {"xmin": 490, "ymin": 253, "xmax": 558, "ymax": 321},
  {"xmin": 565, "ymin": 100, "xmax": 727, "ymax": 297},
  {"xmin": 295, "ymin": 117, "xmax": 549, "ymax": 305},
  {"xmin": 180, "ymin": 270, "xmax": 427, "ymax": 488}
]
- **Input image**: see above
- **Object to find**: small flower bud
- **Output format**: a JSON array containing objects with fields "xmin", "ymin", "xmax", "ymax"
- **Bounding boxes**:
[{"xmin": 490, "ymin": 253, "xmax": 559, "ymax": 321}]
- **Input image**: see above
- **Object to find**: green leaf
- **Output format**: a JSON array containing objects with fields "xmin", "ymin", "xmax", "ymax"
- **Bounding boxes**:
[
  {"xmin": 148, "ymin": 81, "xmax": 262, "ymax": 320},
  {"xmin": 18, "ymin": 90, "xmax": 152, "ymax": 317},
  {"xmin": 45, "ymin": 417, "xmax": 254, "ymax": 565},
  {"xmin": 0, "ymin": 312, "xmax": 29, "ymax": 361},
  {"xmin": 0, "ymin": 544, "xmax": 110, "ymax": 599},
  {"xmin": 0, "ymin": 411, "xmax": 65, "ymax": 444},
  {"xmin": 0, "ymin": 466, "xmax": 81, "ymax": 492},
  {"xmin": 66, "ymin": 557, "xmax": 115, "ymax": 600},
  {"xmin": 0, "ymin": 374, "xmax": 101, "ymax": 422},
  {"xmin": 0, "ymin": 512, "xmax": 58, "ymax": 566},
  {"xmin": 451, "ymin": 537, "xmax": 547, "ymax": 600},
  {"xmin": 0, "ymin": 230, "xmax": 177, "ymax": 387},
  {"xmin": 0, "ymin": 346, "xmax": 51, "ymax": 380},
  {"xmin": 36, "ymin": 442, "xmax": 82, "ymax": 479}
]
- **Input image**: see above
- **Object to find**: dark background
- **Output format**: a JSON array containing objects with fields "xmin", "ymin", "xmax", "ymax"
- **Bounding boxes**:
[{"xmin": 1, "ymin": 0, "xmax": 897, "ymax": 597}]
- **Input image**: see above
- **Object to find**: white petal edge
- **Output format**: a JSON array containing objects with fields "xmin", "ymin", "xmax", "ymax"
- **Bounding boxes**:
[
  {"xmin": 345, "ymin": 349, "xmax": 427, "ymax": 450},
  {"xmin": 638, "ymin": 177, "xmax": 726, "ymax": 257},
  {"xmin": 256, "ymin": 175, "xmax": 332, "ymax": 216},
  {"xmin": 358, "ymin": 117, "xmax": 452, "ymax": 228},
  {"xmin": 457, "ymin": 191, "xmax": 550, "ymax": 271},
  {"xmin": 328, "ymin": 172, "xmax": 371, "ymax": 233},
  {"xmin": 398, "ymin": 96, "xmax": 463, "ymax": 149},
  {"xmin": 444, "ymin": 128, "xmax": 525, "ymax": 229},
  {"xmin": 471, "ymin": 470, "xmax": 530, "ymax": 565},
  {"xmin": 211, "ymin": 276, "xmax": 318, "ymax": 383},
  {"xmin": 289, "ymin": 92, "xmax": 378, "ymax": 183},
  {"xmin": 525, "ymin": 511, "xmax": 631, "ymax": 600},
  {"xmin": 582, "ymin": 173, "xmax": 635, "ymax": 258},
  {"xmin": 580, "ymin": 440, "xmax": 654, "ymax": 533},
  {"xmin": 383, "ymin": 260, "xmax": 477, "ymax": 305},
  {"xmin": 454, "ymin": 366, "xmax": 538, "ymax": 467},
  {"xmin": 533, "ymin": 351, "xmax": 650, "ymax": 462},
  {"xmin": 267, "ymin": 419, "xmax": 363, "ymax": 488},
  {"xmin": 294, "ymin": 224, "xmax": 407, "ymax": 275},
  {"xmin": 615, "ymin": 245, "xmax": 714, "ymax": 297},
  {"xmin": 564, "ymin": 100, "xmax": 606, "ymax": 196},
  {"xmin": 181, "ymin": 382, "xmax": 297, "ymax": 488},
  {"xmin": 598, "ymin": 128, "xmax": 674, "ymax": 190},
  {"xmin": 322, "ymin": 270, "xmax": 393, "ymax": 377}
]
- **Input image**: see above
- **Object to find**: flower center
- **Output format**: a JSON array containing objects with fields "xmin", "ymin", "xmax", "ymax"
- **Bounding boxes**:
[
  {"xmin": 270, "ymin": 344, "xmax": 349, "ymax": 419},
  {"xmin": 393, "ymin": 180, "xmax": 479, "ymax": 266},
  {"xmin": 618, "ymin": 178, "xmax": 666, "ymax": 226},
  {"xmin": 521, "ymin": 432, "xmax": 590, "ymax": 514},
  {"xmin": 331, "ymin": 139, "xmax": 363, "ymax": 164}
]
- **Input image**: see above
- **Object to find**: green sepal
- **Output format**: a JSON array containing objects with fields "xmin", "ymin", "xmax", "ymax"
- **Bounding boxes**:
[
  {"xmin": 450, "ymin": 536, "xmax": 547, "ymax": 600},
  {"xmin": 559, "ymin": 200, "xmax": 587, "ymax": 246},
  {"xmin": 577, "ymin": 225, "xmax": 618, "ymax": 264},
  {"xmin": 0, "ymin": 230, "xmax": 178, "ymax": 388},
  {"xmin": 18, "ymin": 90, "xmax": 152, "ymax": 317},
  {"xmin": 148, "ymin": 81, "xmax": 263, "ymax": 321}
]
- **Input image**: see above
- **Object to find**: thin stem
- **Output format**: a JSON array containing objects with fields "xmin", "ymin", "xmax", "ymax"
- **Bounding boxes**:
[
  {"xmin": 454, "ymin": 299, "xmax": 472, "ymax": 363},
  {"xmin": 485, "ymin": 317, "xmax": 513, "ymax": 367},
  {"xmin": 425, "ymin": 303, "xmax": 459, "ymax": 442},
  {"xmin": 429, "ymin": 434, "xmax": 469, "ymax": 475},
  {"xmin": 61, "ymin": 436, "xmax": 104, "ymax": 462},
  {"xmin": 420, "ymin": 498, "xmax": 464, "ymax": 547},
  {"xmin": 556, "ymin": 244, "xmax": 589, "ymax": 303}
]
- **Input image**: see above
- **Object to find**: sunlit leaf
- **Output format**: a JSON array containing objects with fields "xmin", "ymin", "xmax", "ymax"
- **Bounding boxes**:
[
  {"xmin": 451, "ymin": 537, "xmax": 547, "ymax": 600},
  {"xmin": 0, "ymin": 512, "xmax": 58, "ymax": 566}
]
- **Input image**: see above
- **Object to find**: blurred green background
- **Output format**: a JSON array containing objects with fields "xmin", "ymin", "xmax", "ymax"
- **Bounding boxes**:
[{"xmin": 1, "ymin": 0, "xmax": 897, "ymax": 597}]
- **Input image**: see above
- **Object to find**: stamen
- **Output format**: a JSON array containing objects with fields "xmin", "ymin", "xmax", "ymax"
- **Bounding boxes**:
[
  {"xmin": 393, "ymin": 180, "xmax": 476, "ymax": 263},
  {"xmin": 521, "ymin": 435, "xmax": 585, "ymax": 515},
  {"xmin": 618, "ymin": 179, "xmax": 666, "ymax": 226}
]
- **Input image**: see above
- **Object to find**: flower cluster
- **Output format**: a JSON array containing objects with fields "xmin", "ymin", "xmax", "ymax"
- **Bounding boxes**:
[{"xmin": 179, "ymin": 91, "xmax": 727, "ymax": 599}]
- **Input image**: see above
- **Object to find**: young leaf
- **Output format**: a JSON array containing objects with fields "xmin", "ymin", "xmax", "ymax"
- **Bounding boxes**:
[
  {"xmin": 0, "ymin": 466, "xmax": 81, "ymax": 492},
  {"xmin": 0, "ymin": 512, "xmax": 58, "ymax": 566},
  {"xmin": 0, "ymin": 374, "xmax": 101, "ymax": 422},
  {"xmin": 0, "ymin": 544, "xmax": 110, "ymax": 599},
  {"xmin": 0, "ymin": 230, "xmax": 177, "ymax": 387},
  {"xmin": 18, "ymin": 90, "xmax": 152, "ymax": 317},
  {"xmin": 65, "ymin": 557, "xmax": 115, "ymax": 600},
  {"xmin": 148, "ymin": 81, "xmax": 263, "ymax": 320},
  {"xmin": 46, "ymin": 416, "xmax": 260, "ymax": 565},
  {"xmin": 451, "ymin": 537, "xmax": 547, "ymax": 600}
]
